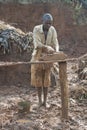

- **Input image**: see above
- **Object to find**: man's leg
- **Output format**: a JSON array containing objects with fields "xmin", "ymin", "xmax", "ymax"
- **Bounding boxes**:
[
  {"xmin": 43, "ymin": 87, "xmax": 48, "ymax": 107},
  {"xmin": 37, "ymin": 87, "xmax": 43, "ymax": 107}
]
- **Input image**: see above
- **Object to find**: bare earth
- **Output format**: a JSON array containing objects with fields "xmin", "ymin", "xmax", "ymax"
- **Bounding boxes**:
[{"xmin": 0, "ymin": 61, "xmax": 87, "ymax": 130}]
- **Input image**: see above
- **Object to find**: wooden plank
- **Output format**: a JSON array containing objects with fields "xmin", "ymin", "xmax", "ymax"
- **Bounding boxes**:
[{"xmin": 40, "ymin": 51, "xmax": 68, "ymax": 61}]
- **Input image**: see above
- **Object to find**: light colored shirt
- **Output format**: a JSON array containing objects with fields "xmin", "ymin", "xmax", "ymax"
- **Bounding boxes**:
[{"xmin": 33, "ymin": 24, "xmax": 59, "ymax": 52}]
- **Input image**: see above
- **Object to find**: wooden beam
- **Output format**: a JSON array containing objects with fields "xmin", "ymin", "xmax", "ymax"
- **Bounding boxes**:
[
  {"xmin": 40, "ymin": 52, "xmax": 67, "ymax": 61},
  {"xmin": 59, "ymin": 61, "xmax": 68, "ymax": 120}
]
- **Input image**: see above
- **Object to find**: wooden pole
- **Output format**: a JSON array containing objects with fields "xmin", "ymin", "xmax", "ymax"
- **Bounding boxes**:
[
  {"xmin": 0, "ymin": 57, "xmax": 79, "ymax": 67},
  {"xmin": 59, "ymin": 61, "xmax": 68, "ymax": 120}
]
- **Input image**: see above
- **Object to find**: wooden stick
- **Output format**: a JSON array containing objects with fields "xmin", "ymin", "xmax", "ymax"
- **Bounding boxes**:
[
  {"xmin": 0, "ymin": 57, "xmax": 79, "ymax": 67},
  {"xmin": 59, "ymin": 61, "xmax": 68, "ymax": 120}
]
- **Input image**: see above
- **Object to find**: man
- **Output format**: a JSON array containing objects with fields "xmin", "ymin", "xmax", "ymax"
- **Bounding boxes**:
[{"xmin": 31, "ymin": 13, "xmax": 59, "ymax": 108}]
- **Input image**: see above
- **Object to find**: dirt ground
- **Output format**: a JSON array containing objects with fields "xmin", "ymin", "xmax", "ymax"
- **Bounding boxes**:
[
  {"xmin": 0, "ymin": 2, "xmax": 87, "ymax": 130},
  {"xmin": 0, "ymin": 61, "xmax": 87, "ymax": 130}
]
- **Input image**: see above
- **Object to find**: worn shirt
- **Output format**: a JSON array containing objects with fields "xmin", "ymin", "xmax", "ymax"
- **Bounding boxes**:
[{"xmin": 33, "ymin": 24, "xmax": 59, "ymax": 54}]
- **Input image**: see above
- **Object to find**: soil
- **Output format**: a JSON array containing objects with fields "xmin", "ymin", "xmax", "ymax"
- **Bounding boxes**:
[
  {"xmin": 0, "ymin": 2, "xmax": 87, "ymax": 130},
  {"xmin": 0, "ymin": 61, "xmax": 87, "ymax": 130}
]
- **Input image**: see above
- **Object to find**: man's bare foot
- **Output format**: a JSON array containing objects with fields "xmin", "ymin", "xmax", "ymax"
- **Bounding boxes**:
[
  {"xmin": 42, "ymin": 102, "xmax": 50, "ymax": 108},
  {"xmin": 38, "ymin": 102, "xmax": 43, "ymax": 108}
]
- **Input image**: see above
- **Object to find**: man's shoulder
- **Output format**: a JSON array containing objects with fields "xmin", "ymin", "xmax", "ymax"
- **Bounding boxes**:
[
  {"xmin": 50, "ymin": 26, "xmax": 56, "ymax": 31},
  {"xmin": 33, "ymin": 24, "xmax": 42, "ymax": 32}
]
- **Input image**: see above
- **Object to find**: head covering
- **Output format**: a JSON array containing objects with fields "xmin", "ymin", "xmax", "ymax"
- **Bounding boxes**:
[{"xmin": 42, "ymin": 13, "xmax": 53, "ymax": 22}]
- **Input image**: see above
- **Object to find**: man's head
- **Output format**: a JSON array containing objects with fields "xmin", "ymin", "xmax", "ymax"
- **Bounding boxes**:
[{"xmin": 42, "ymin": 13, "xmax": 53, "ymax": 30}]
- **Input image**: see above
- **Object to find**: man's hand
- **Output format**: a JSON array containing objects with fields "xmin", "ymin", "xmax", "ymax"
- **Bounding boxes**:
[{"xmin": 42, "ymin": 45, "xmax": 55, "ymax": 54}]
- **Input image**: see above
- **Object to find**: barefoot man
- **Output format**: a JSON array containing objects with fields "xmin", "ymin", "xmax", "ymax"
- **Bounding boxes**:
[{"xmin": 31, "ymin": 13, "xmax": 59, "ymax": 108}]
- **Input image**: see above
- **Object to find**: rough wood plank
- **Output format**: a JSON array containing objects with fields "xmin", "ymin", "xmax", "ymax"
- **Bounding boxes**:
[{"xmin": 40, "ymin": 52, "xmax": 68, "ymax": 61}]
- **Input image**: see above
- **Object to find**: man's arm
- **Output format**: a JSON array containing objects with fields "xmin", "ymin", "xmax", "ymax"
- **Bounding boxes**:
[
  {"xmin": 33, "ymin": 26, "xmax": 44, "ymax": 48},
  {"xmin": 52, "ymin": 27, "xmax": 59, "ymax": 52}
]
